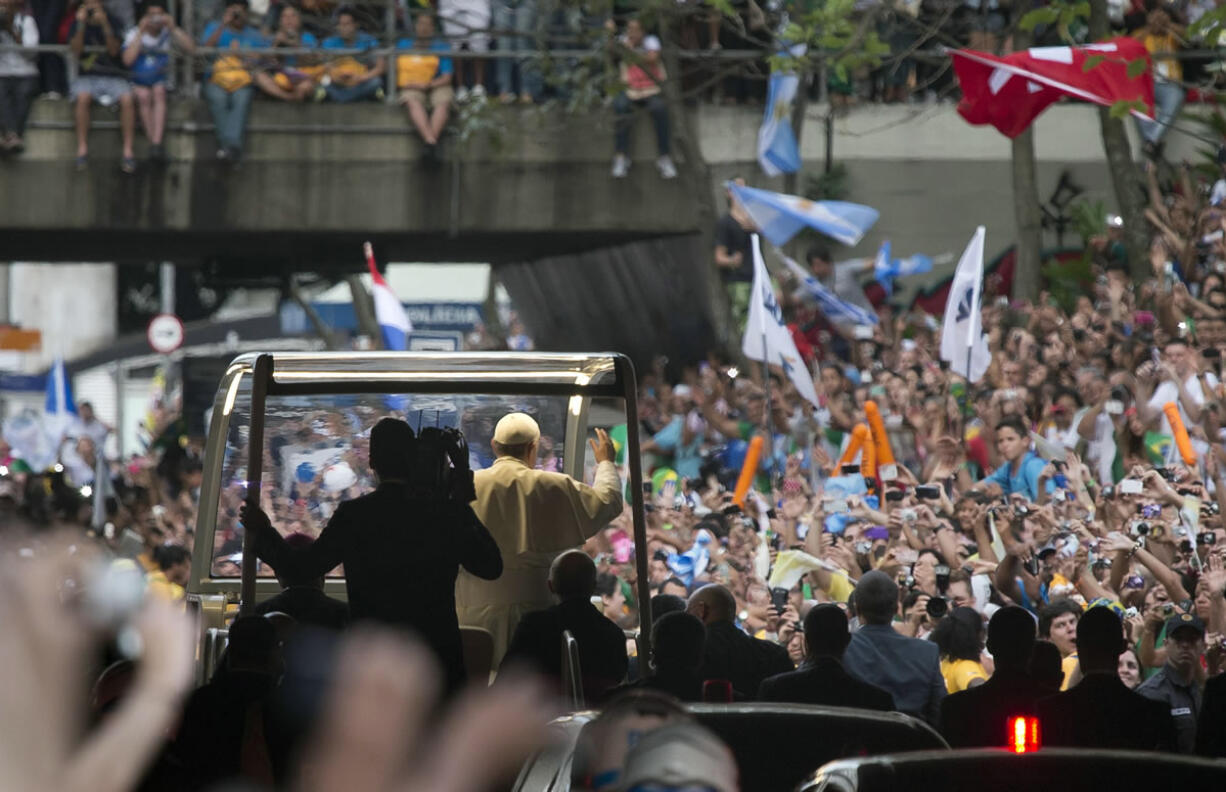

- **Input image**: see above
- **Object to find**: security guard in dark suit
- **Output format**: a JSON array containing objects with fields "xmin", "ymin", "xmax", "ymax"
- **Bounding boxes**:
[
  {"xmin": 242, "ymin": 418, "xmax": 503, "ymax": 694},
  {"xmin": 1038, "ymin": 606, "xmax": 1176, "ymax": 751},
  {"xmin": 758, "ymin": 604, "xmax": 895, "ymax": 710},
  {"xmin": 688, "ymin": 584, "xmax": 793, "ymax": 700},
  {"xmin": 940, "ymin": 606, "xmax": 1050, "ymax": 748}
]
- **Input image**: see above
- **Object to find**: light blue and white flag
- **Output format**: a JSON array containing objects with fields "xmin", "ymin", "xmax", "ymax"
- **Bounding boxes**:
[
  {"xmin": 874, "ymin": 240, "xmax": 934, "ymax": 296},
  {"xmin": 729, "ymin": 183, "xmax": 879, "ymax": 247},
  {"xmin": 781, "ymin": 254, "xmax": 879, "ymax": 327},
  {"xmin": 45, "ymin": 357, "xmax": 77, "ymax": 445},
  {"xmin": 742, "ymin": 235, "xmax": 822, "ymax": 409},
  {"xmin": 759, "ymin": 77, "xmax": 800, "ymax": 176}
]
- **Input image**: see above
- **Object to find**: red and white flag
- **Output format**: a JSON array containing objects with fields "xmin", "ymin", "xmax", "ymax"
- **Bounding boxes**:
[{"xmin": 952, "ymin": 38, "xmax": 1154, "ymax": 138}]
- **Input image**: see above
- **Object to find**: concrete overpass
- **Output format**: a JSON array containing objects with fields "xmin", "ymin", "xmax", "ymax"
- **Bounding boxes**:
[
  {"xmin": 0, "ymin": 99, "xmax": 705, "ymax": 264},
  {"xmin": 2, "ymin": 96, "xmax": 1206, "ymax": 264}
]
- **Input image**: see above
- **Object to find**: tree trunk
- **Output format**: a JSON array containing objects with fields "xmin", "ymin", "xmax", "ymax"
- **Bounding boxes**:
[
  {"xmin": 1011, "ymin": 30, "xmax": 1043, "ymax": 303},
  {"xmin": 658, "ymin": 29, "xmax": 734, "ymax": 356},
  {"xmin": 783, "ymin": 72, "xmax": 812, "ymax": 196},
  {"xmin": 346, "ymin": 273, "xmax": 381, "ymax": 348},
  {"xmin": 1089, "ymin": 0, "xmax": 1150, "ymax": 282}
]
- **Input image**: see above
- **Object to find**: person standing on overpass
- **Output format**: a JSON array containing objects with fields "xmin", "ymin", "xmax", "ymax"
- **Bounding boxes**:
[{"xmin": 457, "ymin": 412, "xmax": 623, "ymax": 666}]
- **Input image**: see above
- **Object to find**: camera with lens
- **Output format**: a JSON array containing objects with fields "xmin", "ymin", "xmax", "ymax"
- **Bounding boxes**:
[
  {"xmin": 1198, "ymin": 532, "xmax": 1218, "ymax": 546},
  {"xmin": 855, "ymin": 541, "xmax": 872, "ymax": 555},
  {"xmin": 900, "ymin": 508, "xmax": 918, "ymax": 523},
  {"xmin": 926, "ymin": 596, "xmax": 950, "ymax": 619},
  {"xmin": 408, "ymin": 426, "xmax": 474, "ymax": 502},
  {"xmin": 1131, "ymin": 521, "xmax": 1152, "ymax": 537}
]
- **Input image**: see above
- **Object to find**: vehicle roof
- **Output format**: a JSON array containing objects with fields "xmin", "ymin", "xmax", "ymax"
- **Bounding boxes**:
[
  {"xmin": 808, "ymin": 748, "xmax": 1226, "ymax": 791},
  {"xmin": 222, "ymin": 351, "xmax": 623, "ymax": 394}
]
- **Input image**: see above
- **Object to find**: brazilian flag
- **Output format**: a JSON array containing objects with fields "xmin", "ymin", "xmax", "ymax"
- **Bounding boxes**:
[{"xmin": 1144, "ymin": 432, "xmax": 1172, "ymax": 466}]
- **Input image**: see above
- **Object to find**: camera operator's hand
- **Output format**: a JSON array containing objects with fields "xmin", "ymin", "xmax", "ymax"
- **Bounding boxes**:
[
  {"xmin": 1144, "ymin": 602, "xmax": 1168, "ymax": 633},
  {"xmin": 589, "ymin": 428, "xmax": 615, "ymax": 464}
]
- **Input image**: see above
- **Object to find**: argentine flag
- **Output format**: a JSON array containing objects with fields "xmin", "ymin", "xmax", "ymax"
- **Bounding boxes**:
[
  {"xmin": 729, "ymin": 183, "xmax": 879, "ymax": 247},
  {"xmin": 758, "ymin": 43, "xmax": 806, "ymax": 177},
  {"xmin": 364, "ymin": 242, "xmax": 412, "ymax": 351},
  {"xmin": 874, "ymin": 240, "xmax": 934, "ymax": 296},
  {"xmin": 780, "ymin": 254, "xmax": 879, "ymax": 327}
]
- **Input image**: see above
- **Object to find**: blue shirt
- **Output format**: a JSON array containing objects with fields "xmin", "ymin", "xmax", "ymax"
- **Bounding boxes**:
[
  {"xmin": 322, "ymin": 32, "xmax": 379, "ymax": 52},
  {"xmin": 200, "ymin": 22, "xmax": 267, "ymax": 50},
  {"xmin": 982, "ymin": 450, "xmax": 1053, "ymax": 502},
  {"xmin": 395, "ymin": 37, "xmax": 453, "ymax": 77},
  {"xmin": 843, "ymin": 624, "xmax": 946, "ymax": 724}
]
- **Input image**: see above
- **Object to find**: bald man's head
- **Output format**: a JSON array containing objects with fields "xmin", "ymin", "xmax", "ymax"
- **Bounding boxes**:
[
  {"xmin": 549, "ymin": 551, "xmax": 598, "ymax": 601},
  {"xmin": 687, "ymin": 584, "xmax": 736, "ymax": 625}
]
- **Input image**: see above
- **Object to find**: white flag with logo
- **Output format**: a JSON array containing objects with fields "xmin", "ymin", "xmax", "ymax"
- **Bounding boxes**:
[
  {"xmin": 939, "ymin": 226, "xmax": 991, "ymax": 382},
  {"xmin": 742, "ymin": 235, "xmax": 821, "ymax": 409}
]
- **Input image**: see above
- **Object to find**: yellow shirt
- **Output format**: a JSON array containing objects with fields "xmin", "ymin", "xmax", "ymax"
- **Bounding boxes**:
[
  {"xmin": 1138, "ymin": 32, "xmax": 1182, "ymax": 82},
  {"xmin": 941, "ymin": 658, "xmax": 988, "ymax": 693},
  {"xmin": 1060, "ymin": 652, "xmax": 1079, "ymax": 691},
  {"xmin": 146, "ymin": 570, "xmax": 185, "ymax": 601}
]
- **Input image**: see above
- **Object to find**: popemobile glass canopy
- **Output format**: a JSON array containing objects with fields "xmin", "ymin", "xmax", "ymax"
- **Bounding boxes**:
[{"xmin": 189, "ymin": 352, "xmax": 646, "ymax": 601}]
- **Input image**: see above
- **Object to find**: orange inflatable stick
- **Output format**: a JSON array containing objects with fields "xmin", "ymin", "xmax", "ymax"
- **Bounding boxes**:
[
  {"xmin": 732, "ymin": 434, "xmax": 765, "ymax": 507},
  {"xmin": 864, "ymin": 400, "xmax": 896, "ymax": 470},
  {"xmin": 861, "ymin": 425, "xmax": 877, "ymax": 479},
  {"xmin": 837, "ymin": 424, "xmax": 871, "ymax": 470},
  {"xmin": 1163, "ymin": 402, "xmax": 1198, "ymax": 467}
]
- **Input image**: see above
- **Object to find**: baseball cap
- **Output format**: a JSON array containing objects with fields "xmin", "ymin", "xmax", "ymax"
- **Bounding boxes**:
[
  {"xmin": 493, "ymin": 412, "xmax": 540, "ymax": 445},
  {"xmin": 1165, "ymin": 612, "xmax": 1206, "ymax": 639},
  {"xmin": 619, "ymin": 722, "xmax": 738, "ymax": 792}
]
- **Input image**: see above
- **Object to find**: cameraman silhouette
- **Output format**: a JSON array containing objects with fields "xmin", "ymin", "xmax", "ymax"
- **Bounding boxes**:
[{"xmin": 241, "ymin": 417, "xmax": 502, "ymax": 693}]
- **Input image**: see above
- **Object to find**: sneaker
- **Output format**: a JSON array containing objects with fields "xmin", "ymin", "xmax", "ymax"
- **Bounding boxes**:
[
  {"xmin": 150, "ymin": 143, "xmax": 166, "ymax": 162},
  {"xmin": 611, "ymin": 154, "xmax": 630, "ymax": 178},
  {"xmin": 313, "ymin": 86, "xmax": 327, "ymax": 103},
  {"xmin": 656, "ymin": 155, "xmax": 678, "ymax": 179},
  {"xmin": 498, "ymin": 92, "xmax": 516, "ymax": 104},
  {"xmin": 471, "ymin": 84, "xmax": 486, "ymax": 98},
  {"xmin": 216, "ymin": 148, "xmax": 230, "ymax": 161},
  {"xmin": 456, "ymin": 86, "xmax": 470, "ymax": 103},
  {"xmin": 374, "ymin": 86, "xmax": 385, "ymax": 102}
]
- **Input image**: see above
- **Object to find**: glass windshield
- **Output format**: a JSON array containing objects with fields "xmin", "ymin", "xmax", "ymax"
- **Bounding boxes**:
[{"xmin": 210, "ymin": 392, "xmax": 569, "ymax": 578}]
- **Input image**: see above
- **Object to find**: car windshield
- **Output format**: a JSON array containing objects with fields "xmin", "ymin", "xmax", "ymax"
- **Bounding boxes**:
[{"xmin": 209, "ymin": 392, "xmax": 570, "ymax": 578}]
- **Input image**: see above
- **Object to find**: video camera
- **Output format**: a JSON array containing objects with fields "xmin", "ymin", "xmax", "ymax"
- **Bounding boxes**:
[{"xmin": 407, "ymin": 426, "xmax": 476, "ymax": 503}]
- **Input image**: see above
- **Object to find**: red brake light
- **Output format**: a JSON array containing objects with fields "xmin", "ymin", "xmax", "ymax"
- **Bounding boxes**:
[{"xmin": 1007, "ymin": 716, "xmax": 1041, "ymax": 753}]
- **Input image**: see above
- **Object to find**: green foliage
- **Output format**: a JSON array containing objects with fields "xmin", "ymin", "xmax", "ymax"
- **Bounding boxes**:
[
  {"xmin": 1069, "ymin": 198, "xmax": 1108, "ymax": 243},
  {"xmin": 1190, "ymin": 5, "xmax": 1226, "ymax": 41},
  {"xmin": 1041, "ymin": 252, "xmax": 1094, "ymax": 313},
  {"xmin": 805, "ymin": 163, "xmax": 850, "ymax": 201},
  {"xmin": 1108, "ymin": 98, "xmax": 1147, "ymax": 119},
  {"xmin": 1019, "ymin": 1, "xmax": 1088, "ymax": 37}
]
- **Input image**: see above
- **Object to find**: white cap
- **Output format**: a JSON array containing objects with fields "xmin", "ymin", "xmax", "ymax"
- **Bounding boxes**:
[{"xmin": 493, "ymin": 412, "xmax": 541, "ymax": 445}]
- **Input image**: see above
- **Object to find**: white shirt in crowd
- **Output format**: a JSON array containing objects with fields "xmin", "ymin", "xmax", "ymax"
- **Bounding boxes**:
[
  {"xmin": 1148, "ymin": 372, "xmax": 1219, "ymax": 464},
  {"xmin": 0, "ymin": 12, "xmax": 39, "ymax": 78}
]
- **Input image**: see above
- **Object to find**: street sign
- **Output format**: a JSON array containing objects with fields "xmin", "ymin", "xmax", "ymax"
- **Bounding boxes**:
[{"xmin": 147, "ymin": 313, "xmax": 184, "ymax": 354}]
